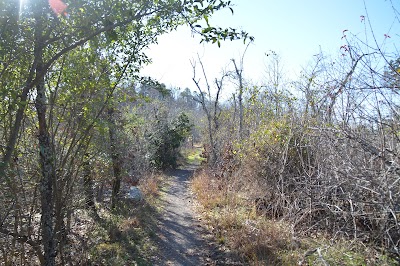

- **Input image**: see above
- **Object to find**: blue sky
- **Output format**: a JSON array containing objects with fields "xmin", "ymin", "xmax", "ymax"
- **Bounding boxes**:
[{"xmin": 141, "ymin": 0, "xmax": 400, "ymax": 92}]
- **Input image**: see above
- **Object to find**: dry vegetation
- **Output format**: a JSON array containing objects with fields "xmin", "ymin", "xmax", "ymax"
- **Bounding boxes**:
[
  {"xmin": 190, "ymin": 77, "xmax": 400, "ymax": 264},
  {"xmin": 86, "ymin": 172, "xmax": 166, "ymax": 265},
  {"xmin": 192, "ymin": 164, "xmax": 397, "ymax": 265},
  {"xmin": 0, "ymin": 171, "xmax": 166, "ymax": 265},
  {"xmin": 1, "ymin": 1, "xmax": 400, "ymax": 265},
  {"xmin": 189, "ymin": 18, "xmax": 400, "ymax": 263}
]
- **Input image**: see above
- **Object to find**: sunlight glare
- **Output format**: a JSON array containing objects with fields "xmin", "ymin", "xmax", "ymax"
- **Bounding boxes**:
[{"xmin": 18, "ymin": 0, "xmax": 27, "ymax": 20}]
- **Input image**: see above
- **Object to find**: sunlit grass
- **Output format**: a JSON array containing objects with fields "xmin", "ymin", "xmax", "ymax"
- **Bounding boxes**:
[
  {"xmin": 191, "ymin": 169, "xmax": 398, "ymax": 265},
  {"xmin": 180, "ymin": 144, "xmax": 206, "ymax": 166},
  {"xmin": 85, "ymin": 172, "xmax": 167, "ymax": 265}
]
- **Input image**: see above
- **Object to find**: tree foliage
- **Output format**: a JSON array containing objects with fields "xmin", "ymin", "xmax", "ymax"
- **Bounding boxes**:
[
  {"xmin": 0, "ymin": 0, "xmax": 251, "ymax": 264},
  {"xmin": 149, "ymin": 112, "xmax": 193, "ymax": 169}
]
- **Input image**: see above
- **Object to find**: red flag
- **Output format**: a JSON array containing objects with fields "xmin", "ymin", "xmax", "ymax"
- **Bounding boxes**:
[{"xmin": 49, "ymin": 0, "xmax": 67, "ymax": 16}]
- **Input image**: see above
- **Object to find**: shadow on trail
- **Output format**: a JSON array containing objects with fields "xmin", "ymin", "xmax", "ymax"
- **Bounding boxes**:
[
  {"xmin": 151, "ymin": 166, "xmax": 245, "ymax": 266},
  {"xmin": 152, "ymin": 167, "xmax": 212, "ymax": 265}
]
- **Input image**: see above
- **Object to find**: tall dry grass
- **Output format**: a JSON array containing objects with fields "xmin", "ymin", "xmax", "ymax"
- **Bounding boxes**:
[{"xmin": 191, "ymin": 164, "xmax": 397, "ymax": 265}]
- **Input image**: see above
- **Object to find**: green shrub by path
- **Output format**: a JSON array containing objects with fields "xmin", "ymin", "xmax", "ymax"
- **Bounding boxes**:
[{"xmin": 149, "ymin": 112, "xmax": 193, "ymax": 169}]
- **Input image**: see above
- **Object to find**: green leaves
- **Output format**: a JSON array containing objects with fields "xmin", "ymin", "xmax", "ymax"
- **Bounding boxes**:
[
  {"xmin": 180, "ymin": 0, "xmax": 252, "ymax": 46},
  {"xmin": 200, "ymin": 26, "xmax": 254, "ymax": 47},
  {"xmin": 203, "ymin": 14, "xmax": 210, "ymax": 26},
  {"xmin": 148, "ymin": 112, "xmax": 193, "ymax": 169}
]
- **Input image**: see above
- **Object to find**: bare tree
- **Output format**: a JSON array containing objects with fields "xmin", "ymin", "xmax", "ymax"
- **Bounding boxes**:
[{"xmin": 191, "ymin": 54, "xmax": 227, "ymax": 165}]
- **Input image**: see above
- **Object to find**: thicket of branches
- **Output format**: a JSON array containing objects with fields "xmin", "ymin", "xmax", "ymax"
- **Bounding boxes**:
[{"xmin": 195, "ymin": 4, "xmax": 400, "ymax": 259}]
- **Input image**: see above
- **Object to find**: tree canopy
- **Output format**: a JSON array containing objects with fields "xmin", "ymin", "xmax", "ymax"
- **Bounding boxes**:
[{"xmin": 0, "ymin": 1, "xmax": 251, "ymax": 265}]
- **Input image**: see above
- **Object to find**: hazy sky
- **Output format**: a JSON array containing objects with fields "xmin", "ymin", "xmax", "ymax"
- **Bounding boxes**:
[{"xmin": 141, "ymin": 0, "xmax": 400, "ymax": 92}]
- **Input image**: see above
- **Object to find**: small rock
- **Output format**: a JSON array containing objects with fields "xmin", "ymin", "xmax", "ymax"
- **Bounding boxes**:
[{"xmin": 126, "ymin": 186, "xmax": 143, "ymax": 201}]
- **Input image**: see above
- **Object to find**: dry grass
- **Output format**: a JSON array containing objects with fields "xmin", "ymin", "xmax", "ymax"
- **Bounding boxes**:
[
  {"xmin": 120, "ymin": 217, "xmax": 141, "ymax": 230},
  {"xmin": 191, "ymin": 168, "xmax": 398, "ymax": 265},
  {"xmin": 192, "ymin": 169, "xmax": 226, "ymax": 209},
  {"xmin": 140, "ymin": 173, "xmax": 163, "ymax": 199},
  {"xmin": 191, "ymin": 169, "xmax": 292, "ymax": 264},
  {"xmin": 85, "ymin": 172, "xmax": 167, "ymax": 265}
]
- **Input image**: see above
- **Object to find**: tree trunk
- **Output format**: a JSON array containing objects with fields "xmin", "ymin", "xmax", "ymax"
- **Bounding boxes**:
[
  {"xmin": 108, "ymin": 106, "xmax": 122, "ymax": 209},
  {"xmin": 34, "ymin": 6, "xmax": 56, "ymax": 261},
  {"xmin": 238, "ymin": 85, "xmax": 243, "ymax": 140},
  {"xmin": 36, "ymin": 73, "xmax": 56, "ymax": 266},
  {"xmin": 232, "ymin": 59, "xmax": 244, "ymax": 140},
  {"xmin": 207, "ymin": 113, "xmax": 218, "ymax": 165},
  {"xmin": 83, "ymin": 153, "xmax": 99, "ymax": 219}
]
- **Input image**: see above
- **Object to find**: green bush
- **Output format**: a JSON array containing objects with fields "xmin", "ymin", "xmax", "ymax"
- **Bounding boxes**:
[{"xmin": 149, "ymin": 112, "xmax": 192, "ymax": 169}]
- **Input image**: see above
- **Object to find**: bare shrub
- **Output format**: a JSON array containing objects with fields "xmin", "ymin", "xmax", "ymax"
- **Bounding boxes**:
[{"xmin": 231, "ymin": 113, "xmax": 400, "ymax": 260}]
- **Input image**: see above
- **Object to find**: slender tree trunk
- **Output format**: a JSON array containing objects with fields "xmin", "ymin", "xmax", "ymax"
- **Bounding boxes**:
[
  {"xmin": 0, "ymin": 86, "xmax": 30, "ymax": 179},
  {"xmin": 36, "ymin": 72, "xmax": 56, "ymax": 266},
  {"xmin": 83, "ymin": 153, "xmax": 99, "ymax": 219},
  {"xmin": 108, "ymin": 105, "xmax": 122, "ymax": 209},
  {"xmin": 192, "ymin": 56, "xmax": 225, "ymax": 166},
  {"xmin": 238, "ymin": 86, "xmax": 243, "ymax": 140},
  {"xmin": 232, "ymin": 93, "xmax": 237, "ymax": 132},
  {"xmin": 232, "ymin": 59, "xmax": 244, "ymax": 140},
  {"xmin": 34, "ymin": 5, "xmax": 56, "ymax": 262},
  {"xmin": 206, "ymin": 113, "xmax": 218, "ymax": 165}
]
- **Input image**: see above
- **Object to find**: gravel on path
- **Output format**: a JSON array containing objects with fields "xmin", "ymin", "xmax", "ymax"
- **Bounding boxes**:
[{"xmin": 151, "ymin": 167, "xmax": 244, "ymax": 266}]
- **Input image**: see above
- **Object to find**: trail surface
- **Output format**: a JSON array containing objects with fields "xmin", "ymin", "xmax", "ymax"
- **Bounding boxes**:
[{"xmin": 151, "ymin": 166, "xmax": 242, "ymax": 266}]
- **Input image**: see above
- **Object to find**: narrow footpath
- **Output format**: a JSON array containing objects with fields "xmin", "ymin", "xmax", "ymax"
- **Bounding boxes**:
[{"xmin": 151, "ymin": 166, "xmax": 243, "ymax": 266}]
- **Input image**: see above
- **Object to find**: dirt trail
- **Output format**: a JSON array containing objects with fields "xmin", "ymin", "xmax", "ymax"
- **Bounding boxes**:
[{"xmin": 151, "ymin": 166, "xmax": 242, "ymax": 266}]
